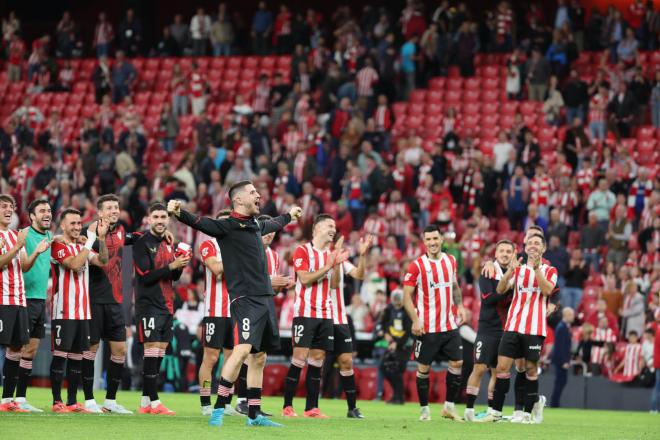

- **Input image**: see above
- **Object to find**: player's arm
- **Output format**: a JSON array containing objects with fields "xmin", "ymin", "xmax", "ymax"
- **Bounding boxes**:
[
  {"xmin": 497, "ymin": 258, "xmax": 520, "ymax": 294},
  {"xmin": 402, "ymin": 284, "xmax": 422, "ymax": 335},
  {"xmin": 203, "ymin": 256, "xmax": 224, "ymax": 277},
  {"xmin": 0, "ymin": 229, "xmax": 27, "ymax": 269},
  {"xmin": 479, "ymin": 276, "xmax": 505, "ymax": 304},
  {"xmin": 347, "ymin": 234, "xmax": 373, "ymax": 281},
  {"xmin": 134, "ymin": 240, "xmax": 188, "ymax": 285},
  {"xmin": 533, "ymin": 266, "xmax": 556, "ymax": 296},
  {"xmin": 20, "ymin": 237, "xmax": 50, "ymax": 272},
  {"xmin": 90, "ymin": 234, "xmax": 109, "ymax": 267},
  {"xmin": 168, "ymin": 201, "xmax": 229, "ymax": 239}
]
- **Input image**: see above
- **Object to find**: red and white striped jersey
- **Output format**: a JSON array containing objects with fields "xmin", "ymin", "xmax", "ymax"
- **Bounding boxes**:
[
  {"xmin": 356, "ymin": 66, "xmax": 379, "ymax": 97},
  {"xmin": 331, "ymin": 260, "xmax": 356, "ymax": 325},
  {"xmin": 265, "ymin": 246, "xmax": 279, "ymax": 277},
  {"xmin": 51, "ymin": 241, "xmax": 96, "ymax": 320},
  {"xmin": 252, "ymin": 83, "xmax": 271, "ymax": 113},
  {"xmin": 293, "ymin": 243, "xmax": 333, "ymax": 319},
  {"xmin": 199, "ymin": 239, "xmax": 229, "ymax": 318},
  {"xmin": 530, "ymin": 175, "xmax": 554, "ymax": 208},
  {"xmin": 0, "ymin": 230, "xmax": 25, "ymax": 307},
  {"xmin": 189, "ymin": 72, "xmax": 204, "ymax": 98},
  {"xmin": 364, "ymin": 216, "xmax": 389, "ymax": 246},
  {"xmin": 373, "ymin": 105, "xmax": 393, "ymax": 131},
  {"xmin": 576, "ymin": 168, "xmax": 594, "ymax": 194},
  {"xmin": 549, "ymin": 190, "xmax": 579, "ymax": 225},
  {"xmin": 623, "ymin": 342, "xmax": 643, "ymax": 377},
  {"xmin": 591, "ymin": 327, "xmax": 617, "ymax": 364},
  {"xmin": 403, "ymin": 253, "xmax": 458, "ymax": 333},
  {"xmin": 384, "ymin": 201, "xmax": 412, "ymax": 236},
  {"xmin": 589, "ymin": 94, "xmax": 607, "ymax": 123},
  {"xmin": 504, "ymin": 264, "xmax": 558, "ymax": 337}
]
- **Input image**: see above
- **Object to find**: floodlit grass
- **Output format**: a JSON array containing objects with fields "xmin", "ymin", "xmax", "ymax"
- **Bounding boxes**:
[{"xmin": 1, "ymin": 387, "xmax": 659, "ymax": 439}]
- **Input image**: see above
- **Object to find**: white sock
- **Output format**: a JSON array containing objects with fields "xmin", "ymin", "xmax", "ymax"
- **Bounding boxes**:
[
  {"xmin": 1, "ymin": 398, "xmax": 13, "ymax": 404},
  {"xmin": 14, "ymin": 397, "xmax": 26, "ymax": 403},
  {"xmin": 150, "ymin": 400, "xmax": 161, "ymax": 409},
  {"xmin": 140, "ymin": 396, "xmax": 151, "ymax": 407},
  {"xmin": 237, "ymin": 397, "xmax": 246, "ymax": 403},
  {"xmin": 444, "ymin": 401, "xmax": 455, "ymax": 411}
]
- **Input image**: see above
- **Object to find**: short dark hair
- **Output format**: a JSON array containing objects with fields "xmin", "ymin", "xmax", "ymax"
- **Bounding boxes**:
[
  {"xmin": 28, "ymin": 198, "xmax": 50, "ymax": 215},
  {"xmin": 97, "ymin": 194, "xmax": 120, "ymax": 210},
  {"xmin": 313, "ymin": 214, "xmax": 334, "ymax": 228},
  {"xmin": 628, "ymin": 330, "xmax": 639, "ymax": 338},
  {"xmin": 0, "ymin": 194, "xmax": 16, "ymax": 207},
  {"xmin": 149, "ymin": 202, "xmax": 167, "ymax": 214},
  {"xmin": 423, "ymin": 224, "xmax": 442, "ymax": 236},
  {"xmin": 216, "ymin": 209, "xmax": 232, "ymax": 219},
  {"xmin": 228, "ymin": 180, "xmax": 253, "ymax": 201},
  {"xmin": 59, "ymin": 208, "xmax": 81, "ymax": 223},
  {"xmin": 496, "ymin": 239, "xmax": 515, "ymax": 251},
  {"xmin": 528, "ymin": 225, "xmax": 544, "ymax": 235}
]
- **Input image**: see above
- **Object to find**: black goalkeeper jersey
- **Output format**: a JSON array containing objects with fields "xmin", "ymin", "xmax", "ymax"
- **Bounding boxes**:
[
  {"xmin": 86, "ymin": 223, "xmax": 135, "ymax": 304},
  {"xmin": 477, "ymin": 274, "xmax": 512, "ymax": 334}
]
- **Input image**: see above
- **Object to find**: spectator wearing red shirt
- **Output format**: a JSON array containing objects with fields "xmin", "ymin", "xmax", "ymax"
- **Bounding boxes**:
[
  {"xmin": 586, "ymin": 298, "xmax": 620, "ymax": 336},
  {"xmin": 7, "ymin": 32, "xmax": 25, "ymax": 82}
]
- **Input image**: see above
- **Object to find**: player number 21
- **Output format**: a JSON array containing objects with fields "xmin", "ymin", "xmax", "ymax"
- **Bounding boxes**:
[{"xmin": 142, "ymin": 317, "xmax": 155, "ymax": 330}]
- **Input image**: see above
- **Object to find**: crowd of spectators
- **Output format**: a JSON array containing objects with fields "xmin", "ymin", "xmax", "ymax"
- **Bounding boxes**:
[{"xmin": 1, "ymin": 1, "xmax": 660, "ymax": 392}]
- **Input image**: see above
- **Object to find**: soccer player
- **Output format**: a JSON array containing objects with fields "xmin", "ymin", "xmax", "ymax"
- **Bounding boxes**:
[
  {"xmin": 12, "ymin": 199, "xmax": 52, "ymax": 412},
  {"xmin": 134, "ymin": 202, "xmax": 189, "ymax": 415},
  {"xmin": 464, "ymin": 240, "xmax": 515, "ymax": 422},
  {"xmin": 403, "ymin": 224, "xmax": 466, "ymax": 422},
  {"xmin": 233, "ymin": 214, "xmax": 293, "ymax": 417},
  {"xmin": 282, "ymin": 214, "xmax": 347, "ymax": 419},
  {"xmin": 168, "ymin": 180, "xmax": 302, "ymax": 428},
  {"xmin": 0, "ymin": 195, "xmax": 50, "ymax": 412},
  {"xmin": 50, "ymin": 208, "xmax": 108, "ymax": 413},
  {"xmin": 328, "ymin": 233, "xmax": 373, "ymax": 419},
  {"xmin": 82, "ymin": 194, "xmax": 147, "ymax": 414},
  {"xmin": 484, "ymin": 233, "xmax": 558, "ymax": 424}
]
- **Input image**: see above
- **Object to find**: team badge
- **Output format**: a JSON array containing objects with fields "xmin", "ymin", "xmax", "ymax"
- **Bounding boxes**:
[
  {"xmin": 145, "ymin": 330, "xmax": 151, "ymax": 337},
  {"xmin": 55, "ymin": 338, "xmax": 61, "ymax": 345},
  {"xmin": 242, "ymin": 331, "xmax": 250, "ymax": 340},
  {"xmin": 206, "ymin": 335, "xmax": 211, "ymax": 342}
]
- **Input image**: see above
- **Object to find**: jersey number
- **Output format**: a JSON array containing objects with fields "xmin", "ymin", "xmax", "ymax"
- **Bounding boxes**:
[
  {"xmin": 294, "ymin": 324, "xmax": 304, "ymax": 338},
  {"xmin": 475, "ymin": 341, "xmax": 483, "ymax": 360},
  {"xmin": 142, "ymin": 317, "xmax": 155, "ymax": 330},
  {"xmin": 414, "ymin": 340, "xmax": 422, "ymax": 358},
  {"xmin": 55, "ymin": 325, "xmax": 62, "ymax": 338},
  {"xmin": 242, "ymin": 318, "xmax": 250, "ymax": 332},
  {"xmin": 205, "ymin": 322, "xmax": 215, "ymax": 336},
  {"xmin": 0, "ymin": 319, "xmax": 3, "ymax": 333}
]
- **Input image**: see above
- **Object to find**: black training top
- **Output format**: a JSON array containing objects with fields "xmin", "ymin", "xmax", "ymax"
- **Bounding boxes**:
[
  {"xmin": 477, "ymin": 274, "xmax": 512, "ymax": 334},
  {"xmin": 176, "ymin": 209, "xmax": 291, "ymax": 299}
]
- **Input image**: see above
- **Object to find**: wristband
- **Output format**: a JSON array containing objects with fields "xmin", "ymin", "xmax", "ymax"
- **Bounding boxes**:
[{"xmin": 84, "ymin": 232, "xmax": 97, "ymax": 250}]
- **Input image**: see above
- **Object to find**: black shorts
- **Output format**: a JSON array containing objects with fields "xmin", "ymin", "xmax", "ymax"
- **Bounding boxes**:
[
  {"xmin": 291, "ymin": 317, "xmax": 334, "ymax": 351},
  {"xmin": 474, "ymin": 332, "xmax": 502, "ymax": 368},
  {"xmin": 0, "ymin": 305, "xmax": 29, "ymax": 347},
  {"xmin": 90, "ymin": 302, "xmax": 127, "ymax": 344},
  {"xmin": 230, "ymin": 295, "xmax": 280, "ymax": 353},
  {"xmin": 137, "ymin": 313, "xmax": 173, "ymax": 343},
  {"xmin": 51, "ymin": 319, "xmax": 90, "ymax": 352},
  {"xmin": 202, "ymin": 316, "xmax": 233, "ymax": 350},
  {"xmin": 333, "ymin": 324, "xmax": 354, "ymax": 355},
  {"xmin": 27, "ymin": 299, "xmax": 46, "ymax": 340},
  {"xmin": 413, "ymin": 329, "xmax": 463, "ymax": 365},
  {"xmin": 498, "ymin": 331, "xmax": 545, "ymax": 362}
]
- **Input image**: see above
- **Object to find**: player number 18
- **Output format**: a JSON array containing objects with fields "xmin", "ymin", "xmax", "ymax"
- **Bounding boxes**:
[{"xmin": 206, "ymin": 322, "xmax": 215, "ymax": 336}]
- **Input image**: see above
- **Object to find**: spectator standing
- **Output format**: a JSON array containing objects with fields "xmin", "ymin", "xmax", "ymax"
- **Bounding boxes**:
[
  {"xmin": 92, "ymin": 55, "xmax": 112, "ymax": 104},
  {"xmin": 400, "ymin": 34, "xmax": 418, "ymax": 100},
  {"xmin": 492, "ymin": 131, "xmax": 514, "ymax": 176},
  {"xmin": 456, "ymin": 22, "xmax": 477, "ymax": 77},
  {"xmin": 273, "ymin": 4, "xmax": 292, "ymax": 54},
  {"xmin": 170, "ymin": 14, "xmax": 190, "ymax": 55},
  {"xmin": 189, "ymin": 63, "xmax": 207, "ymax": 116},
  {"xmin": 607, "ymin": 204, "xmax": 632, "ymax": 267},
  {"xmin": 569, "ymin": 0, "xmax": 585, "ymax": 51},
  {"xmin": 211, "ymin": 4, "xmax": 234, "ymax": 57},
  {"xmin": 2, "ymin": 11, "xmax": 20, "ymax": 45},
  {"xmin": 543, "ymin": 75, "xmax": 565, "ymax": 126},
  {"xmin": 589, "ymin": 85, "xmax": 609, "ymax": 141},
  {"xmin": 6, "ymin": 32, "xmax": 25, "ymax": 82},
  {"xmin": 55, "ymin": 11, "xmax": 75, "ymax": 58},
  {"xmin": 505, "ymin": 165, "xmax": 529, "ymax": 231},
  {"xmin": 587, "ymin": 178, "xmax": 616, "ymax": 230},
  {"xmin": 155, "ymin": 26, "xmax": 179, "ymax": 57},
  {"xmin": 563, "ymin": 249, "xmax": 589, "ymax": 311},
  {"xmin": 563, "ymin": 69, "xmax": 589, "ymax": 123},
  {"xmin": 580, "ymin": 212, "xmax": 607, "ymax": 272},
  {"xmin": 171, "ymin": 63, "xmax": 188, "ymax": 117},
  {"xmin": 525, "ymin": 47, "xmax": 551, "ymax": 102},
  {"xmin": 118, "ymin": 8, "xmax": 143, "ymax": 57},
  {"xmin": 159, "ymin": 103, "xmax": 179, "ymax": 153},
  {"xmin": 608, "ymin": 82, "xmax": 637, "ymax": 139},
  {"xmin": 550, "ymin": 307, "xmax": 574, "ymax": 408},
  {"xmin": 93, "ymin": 12, "xmax": 114, "ymax": 57},
  {"xmin": 191, "ymin": 7, "xmax": 211, "ymax": 56},
  {"xmin": 651, "ymin": 71, "xmax": 660, "ymax": 129},
  {"xmin": 252, "ymin": 1, "xmax": 273, "ymax": 54},
  {"xmin": 111, "ymin": 51, "xmax": 136, "ymax": 104},
  {"xmin": 619, "ymin": 282, "xmax": 645, "ymax": 338}
]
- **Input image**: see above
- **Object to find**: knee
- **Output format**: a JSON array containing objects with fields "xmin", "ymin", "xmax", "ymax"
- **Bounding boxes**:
[
  {"xmin": 111, "ymin": 344, "xmax": 127, "ymax": 358},
  {"xmin": 338, "ymin": 355, "xmax": 353, "ymax": 370},
  {"xmin": 417, "ymin": 364, "xmax": 430, "ymax": 375},
  {"xmin": 204, "ymin": 351, "xmax": 220, "ymax": 366},
  {"xmin": 251, "ymin": 352, "xmax": 267, "ymax": 368}
]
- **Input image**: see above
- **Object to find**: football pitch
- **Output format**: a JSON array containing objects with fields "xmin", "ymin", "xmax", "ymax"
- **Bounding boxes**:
[{"xmin": 1, "ymin": 388, "xmax": 659, "ymax": 439}]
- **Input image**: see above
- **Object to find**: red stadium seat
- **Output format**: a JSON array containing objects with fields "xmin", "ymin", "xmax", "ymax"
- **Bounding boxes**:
[
  {"xmin": 409, "ymin": 89, "xmax": 427, "ymax": 103},
  {"xmin": 463, "ymin": 102, "xmax": 480, "ymax": 115},
  {"xmin": 446, "ymin": 78, "xmax": 463, "ymax": 91},
  {"xmin": 463, "ymin": 90, "xmax": 480, "ymax": 102},
  {"xmin": 428, "ymin": 77, "xmax": 445, "ymax": 91},
  {"xmin": 464, "ymin": 77, "xmax": 481, "ymax": 91},
  {"xmin": 481, "ymin": 89, "xmax": 499, "ymax": 102},
  {"xmin": 445, "ymin": 89, "xmax": 461, "ymax": 103},
  {"xmin": 637, "ymin": 125, "xmax": 656, "ymax": 141}
]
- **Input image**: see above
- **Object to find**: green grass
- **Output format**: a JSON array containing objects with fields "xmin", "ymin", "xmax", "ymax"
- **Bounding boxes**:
[{"xmin": 1, "ymin": 387, "xmax": 659, "ymax": 439}]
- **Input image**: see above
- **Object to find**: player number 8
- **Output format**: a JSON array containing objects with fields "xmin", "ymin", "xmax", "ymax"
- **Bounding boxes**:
[
  {"xmin": 475, "ymin": 341, "xmax": 482, "ymax": 359},
  {"xmin": 242, "ymin": 318, "xmax": 250, "ymax": 332}
]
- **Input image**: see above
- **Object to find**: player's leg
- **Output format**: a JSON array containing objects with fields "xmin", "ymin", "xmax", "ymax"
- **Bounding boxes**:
[
  {"xmin": 49, "ymin": 319, "xmax": 69, "ymax": 411},
  {"xmin": 441, "ymin": 330, "xmax": 464, "ymax": 421},
  {"xmin": 199, "ymin": 346, "xmax": 220, "ymax": 411},
  {"xmin": 512, "ymin": 357, "xmax": 526, "ymax": 420},
  {"xmin": 523, "ymin": 359, "xmax": 539, "ymax": 423},
  {"xmin": 141, "ymin": 340, "xmax": 160, "ymax": 413},
  {"xmin": 465, "ymin": 362, "xmax": 488, "ymax": 421},
  {"xmin": 103, "ymin": 339, "xmax": 131, "ymax": 413},
  {"xmin": 283, "ymin": 316, "xmax": 313, "ymax": 415},
  {"xmin": 304, "ymin": 348, "xmax": 326, "ymax": 416},
  {"xmin": 234, "ymin": 360, "xmax": 249, "ymax": 413},
  {"xmin": 485, "ymin": 355, "xmax": 514, "ymax": 420},
  {"xmin": 487, "ymin": 368, "xmax": 497, "ymax": 412},
  {"xmin": 81, "ymin": 342, "xmax": 99, "ymax": 410},
  {"xmin": 246, "ymin": 351, "xmax": 266, "ymax": 419},
  {"xmin": 338, "ymin": 352, "xmax": 361, "ymax": 417},
  {"xmin": 66, "ymin": 351, "xmax": 84, "ymax": 408},
  {"xmin": 16, "ymin": 299, "xmax": 46, "ymax": 411},
  {"xmin": 413, "ymin": 334, "xmax": 436, "ymax": 421},
  {"xmin": 0, "ymin": 345, "xmax": 23, "ymax": 409}
]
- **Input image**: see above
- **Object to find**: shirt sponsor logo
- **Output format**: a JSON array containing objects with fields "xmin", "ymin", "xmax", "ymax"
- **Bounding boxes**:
[
  {"xmin": 201, "ymin": 247, "xmax": 209, "ymax": 257},
  {"xmin": 344, "ymin": 338, "xmax": 352, "ymax": 343},
  {"xmin": 404, "ymin": 273, "xmax": 412, "ymax": 282},
  {"xmin": 295, "ymin": 258, "xmax": 303, "ymax": 268},
  {"xmin": 528, "ymin": 344, "xmax": 542, "ymax": 350}
]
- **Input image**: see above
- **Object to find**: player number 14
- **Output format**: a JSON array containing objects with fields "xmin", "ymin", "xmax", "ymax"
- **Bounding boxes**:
[{"xmin": 142, "ymin": 317, "xmax": 155, "ymax": 330}]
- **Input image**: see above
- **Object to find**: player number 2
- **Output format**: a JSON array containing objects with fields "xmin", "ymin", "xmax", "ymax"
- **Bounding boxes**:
[
  {"xmin": 142, "ymin": 317, "xmax": 155, "ymax": 330},
  {"xmin": 206, "ymin": 322, "xmax": 215, "ymax": 336},
  {"xmin": 294, "ymin": 324, "xmax": 304, "ymax": 338},
  {"xmin": 242, "ymin": 318, "xmax": 250, "ymax": 332},
  {"xmin": 55, "ymin": 325, "xmax": 62, "ymax": 338},
  {"xmin": 475, "ymin": 341, "xmax": 482, "ymax": 359}
]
